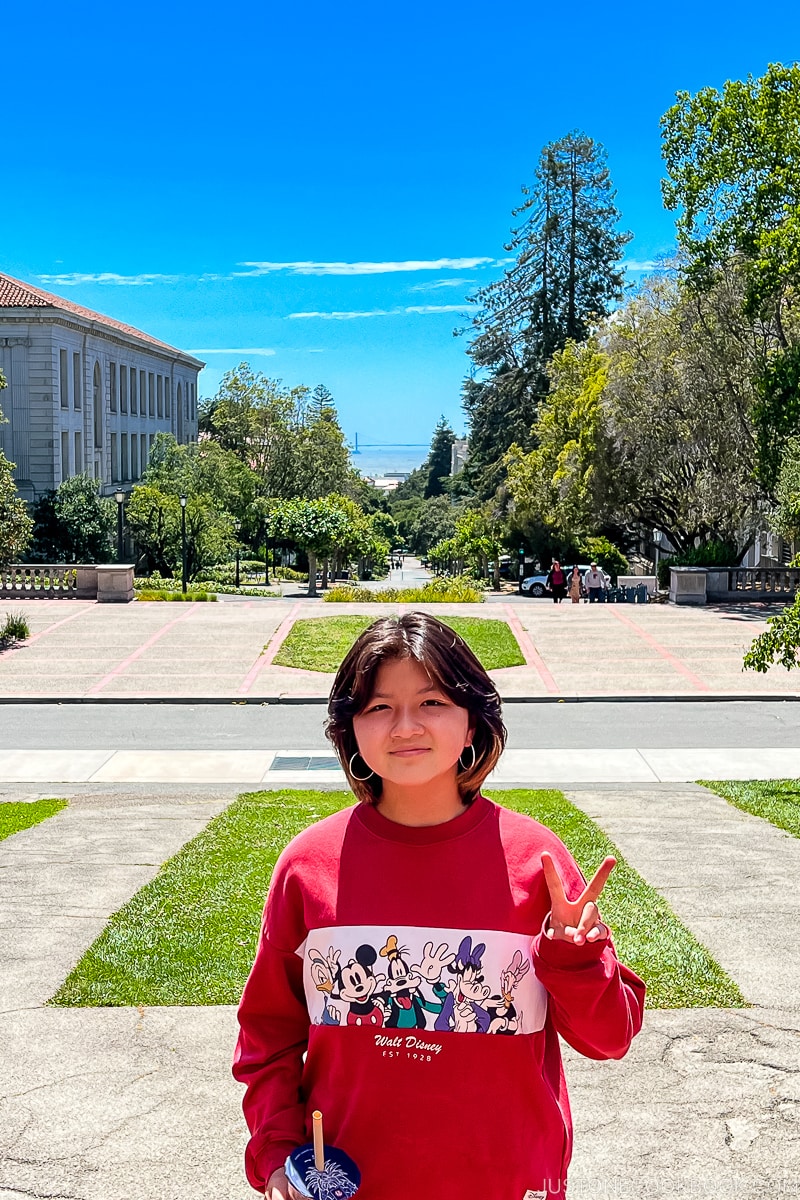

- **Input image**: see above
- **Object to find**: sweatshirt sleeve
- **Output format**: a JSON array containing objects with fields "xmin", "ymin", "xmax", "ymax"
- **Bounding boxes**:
[
  {"xmin": 232, "ymin": 868, "xmax": 311, "ymax": 1191},
  {"xmin": 530, "ymin": 839, "xmax": 645, "ymax": 1061}
]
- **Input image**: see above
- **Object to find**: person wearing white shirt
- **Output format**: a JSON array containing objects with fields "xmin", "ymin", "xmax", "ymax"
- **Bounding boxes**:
[{"xmin": 584, "ymin": 564, "xmax": 606, "ymax": 603}]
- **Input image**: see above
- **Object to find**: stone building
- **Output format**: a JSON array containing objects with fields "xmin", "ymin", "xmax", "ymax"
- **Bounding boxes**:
[{"xmin": 0, "ymin": 272, "xmax": 204, "ymax": 501}]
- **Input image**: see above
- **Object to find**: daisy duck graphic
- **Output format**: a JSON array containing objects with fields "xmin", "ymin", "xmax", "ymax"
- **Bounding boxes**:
[
  {"xmin": 434, "ymin": 936, "xmax": 492, "ymax": 1034},
  {"xmin": 487, "ymin": 949, "xmax": 530, "ymax": 1034}
]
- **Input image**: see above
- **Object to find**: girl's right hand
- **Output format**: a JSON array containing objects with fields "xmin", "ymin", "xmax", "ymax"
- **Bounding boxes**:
[{"xmin": 266, "ymin": 1166, "xmax": 303, "ymax": 1199}]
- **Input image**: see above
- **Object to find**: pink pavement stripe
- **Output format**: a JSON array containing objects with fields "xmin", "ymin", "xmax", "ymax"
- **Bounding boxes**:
[
  {"xmin": 503, "ymin": 605, "xmax": 559, "ymax": 694},
  {"xmin": 607, "ymin": 606, "xmax": 710, "ymax": 692},
  {"xmin": 239, "ymin": 602, "xmax": 303, "ymax": 694},
  {"xmin": 86, "ymin": 604, "xmax": 201, "ymax": 695},
  {"xmin": 23, "ymin": 604, "xmax": 96, "ymax": 646}
]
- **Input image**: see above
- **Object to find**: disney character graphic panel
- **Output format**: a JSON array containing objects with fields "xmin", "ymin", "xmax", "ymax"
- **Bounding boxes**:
[{"xmin": 298, "ymin": 926, "xmax": 548, "ymax": 1035}]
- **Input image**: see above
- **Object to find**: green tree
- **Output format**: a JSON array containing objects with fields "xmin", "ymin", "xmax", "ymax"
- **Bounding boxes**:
[
  {"xmin": 200, "ymin": 364, "xmax": 301, "ymax": 496},
  {"xmin": 408, "ymin": 495, "xmax": 459, "ymax": 556},
  {"xmin": 661, "ymin": 63, "xmax": 800, "ymax": 321},
  {"xmin": 774, "ymin": 435, "xmax": 800, "ymax": 540},
  {"xmin": 743, "ymin": 593, "xmax": 800, "ymax": 673},
  {"xmin": 424, "ymin": 417, "xmax": 456, "ymax": 498},
  {"xmin": 506, "ymin": 339, "xmax": 610, "ymax": 544},
  {"xmin": 461, "ymin": 132, "xmax": 631, "ymax": 499},
  {"xmin": 270, "ymin": 496, "xmax": 351, "ymax": 597},
  {"xmin": 30, "ymin": 475, "xmax": 115, "ymax": 563},
  {"xmin": 661, "ymin": 64, "xmax": 800, "ymax": 491}
]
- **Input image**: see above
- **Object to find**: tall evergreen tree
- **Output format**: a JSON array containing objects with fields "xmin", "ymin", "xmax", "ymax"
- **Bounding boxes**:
[
  {"xmin": 461, "ymin": 131, "xmax": 631, "ymax": 499},
  {"xmin": 424, "ymin": 417, "xmax": 456, "ymax": 497}
]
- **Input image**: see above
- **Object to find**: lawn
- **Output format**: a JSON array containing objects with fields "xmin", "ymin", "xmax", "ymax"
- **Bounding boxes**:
[
  {"xmin": 272, "ymin": 615, "xmax": 525, "ymax": 673},
  {"xmin": 0, "ymin": 799, "xmax": 67, "ymax": 842},
  {"xmin": 50, "ymin": 788, "xmax": 743, "ymax": 1010},
  {"xmin": 698, "ymin": 778, "xmax": 800, "ymax": 839}
]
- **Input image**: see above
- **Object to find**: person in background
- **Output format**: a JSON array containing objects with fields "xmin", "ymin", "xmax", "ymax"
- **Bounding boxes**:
[
  {"xmin": 584, "ymin": 563, "xmax": 606, "ymax": 603},
  {"xmin": 568, "ymin": 565, "xmax": 582, "ymax": 605},
  {"xmin": 546, "ymin": 560, "xmax": 566, "ymax": 604}
]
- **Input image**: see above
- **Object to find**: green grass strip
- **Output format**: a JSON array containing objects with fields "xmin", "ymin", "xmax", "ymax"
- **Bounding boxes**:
[
  {"xmin": 698, "ymin": 778, "xmax": 800, "ymax": 839},
  {"xmin": 50, "ymin": 788, "xmax": 742, "ymax": 1009},
  {"xmin": 272, "ymin": 614, "xmax": 524, "ymax": 673},
  {"xmin": 0, "ymin": 799, "xmax": 67, "ymax": 842},
  {"xmin": 492, "ymin": 790, "xmax": 745, "ymax": 1010}
]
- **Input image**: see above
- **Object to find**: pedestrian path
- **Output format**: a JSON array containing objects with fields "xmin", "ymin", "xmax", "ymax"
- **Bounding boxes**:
[
  {"xmin": 6, "ymin": 745, "xmax": 800, "ymax": 783},
  {"xmin": 0, "ymin": 784, "xmax": 798, "ymax": 1198}
]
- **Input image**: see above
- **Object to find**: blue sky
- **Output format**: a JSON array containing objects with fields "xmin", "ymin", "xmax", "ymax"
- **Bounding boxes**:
[{"xmin": 4, "ymin": 0, "xmax": 800, "ymax": 461}]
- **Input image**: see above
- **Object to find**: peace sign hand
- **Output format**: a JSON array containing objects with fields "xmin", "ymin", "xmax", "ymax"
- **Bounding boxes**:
[{"xmin": 541, "ymin": 851, "xmax": 616, "ymax": 946}]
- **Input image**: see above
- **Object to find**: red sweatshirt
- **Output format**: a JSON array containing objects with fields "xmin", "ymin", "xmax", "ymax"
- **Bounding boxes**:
[{"xmin": 233, "ymin": 796, "xmax": 645, "ymax": 1200}]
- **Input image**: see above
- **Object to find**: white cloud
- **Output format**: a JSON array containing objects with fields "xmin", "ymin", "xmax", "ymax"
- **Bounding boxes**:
[
  {"xmin": 288, "ymin": 310, "xmax": 393, "ymax": 320},
  {"xmin": 404, "ymin": 305, "xmax": 477, "ymax": 315},
  {"xmin": 37, "ymin": 272, "xmax": 179, "ymax": 287},
  {"xmin": 409, "ymin": 278, "xmax": 476, "ymax": 292},
  {"xmin": 187, "ymin": 348, "xmax": 277, "ymax": 356},
  {"xmin": 622, "ymin": 259, "xmax": 672, "ymax": 273},
  {"xmin": 288, "ymin": 304, "xmax": 477, "ymax": 320},
  {"xmin": 235, "ymin": 257, "xmax": 496, "ymax": 277}
]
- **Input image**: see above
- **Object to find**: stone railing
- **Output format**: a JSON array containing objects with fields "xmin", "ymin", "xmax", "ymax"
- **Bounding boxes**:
[
  {"xmin": 0, "ymin": 564, "xmax": 134, "ymax": 602},
  {"xmin": 712, "ymin": 567, "xmax": 800, "ymax": 597},
  {"xmin": 670, "ymin": 565, "xmax": 800, "ymax": 604}
]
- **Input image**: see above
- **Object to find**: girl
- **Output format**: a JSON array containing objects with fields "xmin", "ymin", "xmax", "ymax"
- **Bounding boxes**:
[
  {"xmin": 569, "ymin": 564, "xmax": 582, "ymax": 604},
  {"xmin": 233, "ymin": 613, "xmax": 644, "ymax": 1200},
  {"xmin": 546, "ymin": 559, "xmax": 567, "ymax": 603}
]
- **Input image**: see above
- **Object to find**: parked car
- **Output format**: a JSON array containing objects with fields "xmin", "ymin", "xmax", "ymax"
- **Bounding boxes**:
[{"xmin": 520, "ymin": 564, "xmax": 611, "ymax": 597}]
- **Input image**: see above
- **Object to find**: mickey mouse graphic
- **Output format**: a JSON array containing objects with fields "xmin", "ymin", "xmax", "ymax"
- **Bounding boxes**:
[
  {"xmin": 334, "ymin": 944, "xmax": 385, "ymax": 1027},
  {"xmin": 434, "ymin": 936, "xmax": 492, "ymax": 1034},
  {"xmin": 377, "ymin": 935, "xmax": 453, "ymax": 1029}
]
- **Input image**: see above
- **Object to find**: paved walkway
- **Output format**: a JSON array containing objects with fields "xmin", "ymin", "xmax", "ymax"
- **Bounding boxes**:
[
  {"xmin": 0, "ymin": 783, "xmax": 798, "ymax": 1198},
  {"xmin": 5, "ymin": 745, "xmax": 800, "ymax": 784},
  {"xmin": 0, "ymin": 596, "xmax": 798, "ymax": 700}
]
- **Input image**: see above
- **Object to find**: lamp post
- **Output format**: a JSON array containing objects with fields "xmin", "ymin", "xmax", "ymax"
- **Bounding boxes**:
[
  {"xmin": 180, "ymin": 494, "xmax": 187, "ymax": 594},
  {"xmin": 653, "ymin": 528, "xmax": 663, "ymax": 577},
  {"xmin": 114, "ymin": 489, "xmax": 126, "ymax": 562}
]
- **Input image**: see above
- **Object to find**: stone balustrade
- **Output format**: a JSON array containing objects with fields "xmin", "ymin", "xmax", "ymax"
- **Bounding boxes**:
[{"xmin": 0, "ymin": 564, "xmax": 135, "ymax": 602}]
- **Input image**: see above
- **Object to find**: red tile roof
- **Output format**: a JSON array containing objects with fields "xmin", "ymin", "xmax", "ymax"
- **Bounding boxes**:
[{"xmin": 0, "ymin": 272, "xmax": 203, "ymax": 365}]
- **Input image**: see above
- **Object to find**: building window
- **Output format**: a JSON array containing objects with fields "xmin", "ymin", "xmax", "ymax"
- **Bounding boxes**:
[
  {"xmin": 140, "ymin": 371, "xmax": 147, "ymax": 419},
  {"xmin": 74, "ymin": 431, "xmax": 83, "ymax": 473},
  {"xmin": 110, "ymin": 362, "xmax": 117, "ymax": 413},
  {"xmin": 72, "ymin": 352, "xmax": 82, "ymax": 409},
  {"xmin": 140, "ymin": 433, "xmax": 147, "ymax": 471},
  {"xmin": 165, "ymin": 377, "xmax": 171, "ymax": 419},
  {"xmin": 61, "ymin": 430, "xmax": 70, "ymax": 479},
  {"xmin": 111, "ymin": 433, "xmax": 118, "ymax": 482},
  {"xmin": 93, "ymin": 362, "xmax": 103, "ymax": 450},
  {"xmin": 120, "ymin": 365, "xmax": 128, "ymax": 413},
  {"xmin": 131, "ymin": 433, "xmax": 139, "ymax": 480},
  {"xmin": 121, "ymin": 433, "xmax": 128, "ymax": 481},
  {"xmin": 157, "ymin": 375, "xmax": 163, "ymax": 419},
  {"xmin": 130, "ymin": 367, "xmax": 137, "ymax": 415},
  {"xmin": 148, "ymin": 433, "xmax": 154, "ymax": 454},
  {"xmin": 148, "ymin": 372, "xmax": 155, "ymax": 417},
  {"xmin": 59, "ymin": 349, "xmax": 69, "ymax": 409}
]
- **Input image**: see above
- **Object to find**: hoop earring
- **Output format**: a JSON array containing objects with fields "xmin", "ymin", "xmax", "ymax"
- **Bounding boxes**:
[
  {"xmin": 349, "ymin": 752, "xmax": 375, "ymax": 781},
  {"xmin": 458, "ymin": 744, "xmax": 476, "ymax": 772}
]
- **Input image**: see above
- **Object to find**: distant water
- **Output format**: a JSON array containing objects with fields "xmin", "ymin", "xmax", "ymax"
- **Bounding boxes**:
[{"xmin": 350, "ymin": 446, "xmax": 426, "ymax": 478}]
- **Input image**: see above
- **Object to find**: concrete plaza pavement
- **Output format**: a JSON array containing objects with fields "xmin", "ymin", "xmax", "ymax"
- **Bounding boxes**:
[
  {"xmin": 1, "ymin": 782, "xmax": 799, "ymax": 1199},
  {"xmin": 0, "ymin": 593, "xmax": 798, "ymax": 700}
]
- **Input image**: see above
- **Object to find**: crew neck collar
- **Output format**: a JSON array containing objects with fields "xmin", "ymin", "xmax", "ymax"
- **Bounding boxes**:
[{"xmin": 354, "ymin": 794, "xmax": 492, "ymax": 845}]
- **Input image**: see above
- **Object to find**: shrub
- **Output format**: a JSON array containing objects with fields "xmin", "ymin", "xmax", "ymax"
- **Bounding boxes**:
[
  {"xmin": 324, "ymin": 576, "xmax": 484, "ymax": 603},
  {"xmin": 1, "ymin": 611, "xmax": 30, "ymax": 641},
  {"xmin": 136, "ymin": 590, "xmax": 217, "ymax": 602},
  {"xmin": 657, "ymin": 539, "xmax": 738, "ymax": 589}
]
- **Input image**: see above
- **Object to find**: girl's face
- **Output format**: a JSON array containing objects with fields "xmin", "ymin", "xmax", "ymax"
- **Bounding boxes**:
[{"xmin": 352, "ymin": 656, "xmax": 471, "ymax": 792}]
